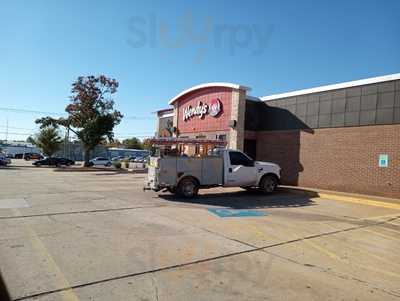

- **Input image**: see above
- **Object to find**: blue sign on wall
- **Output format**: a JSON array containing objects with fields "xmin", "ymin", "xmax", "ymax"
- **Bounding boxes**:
[
  {"xmin": 379, "ymin": 154, "xmax": 389, "ymax": 168},
  {"xmin": 208, "ymin": 208, "xmax": 267, "ymax": 218}
]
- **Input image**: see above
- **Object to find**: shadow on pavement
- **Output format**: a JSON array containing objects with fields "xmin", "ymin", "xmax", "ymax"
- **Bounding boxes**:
[
  {"xmin": 54, "ymin": 167, "xmax": 147, "ymax": 174},
  {"xmin": 0, "ymin": 272, "xmax": 11, "ymax": 301},
  {"xmin": 53, "ymin": 167, "xmax": 120, "ymax": 172},
  {"xmin": 93, "ymin": 172, "xmax": 129, "ymax": 176},
  {"xmin": 158, "ymin": 189, "xmax": 318, "ymax": 209},
  {"xmin": 0, "ymin": 165, "xmax": 30, "ymax": 170},
  {"xmin": 92, "ymin": 170, "xmax": 147, "ymax": 175}
]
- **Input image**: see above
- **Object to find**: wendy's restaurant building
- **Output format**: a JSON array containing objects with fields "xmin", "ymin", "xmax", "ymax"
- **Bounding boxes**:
[{"xmin": 154, "ymin": 74, "xmax": 400, "ymax": 198}]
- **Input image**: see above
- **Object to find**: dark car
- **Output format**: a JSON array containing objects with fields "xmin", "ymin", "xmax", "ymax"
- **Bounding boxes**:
[
  {"xmin": 24, "ymin": 153, "xmax": 44, "ymax": 160},
  {"xmin": 33, "ymin": 157, "xmax": 75, "ymax": 167},
  {"xmin": 0, "ymin": 154, "xmax": 11, "ymax": 166},
  {"xmin": 127, "ymin": 156, "xmax": 137, "ymax": 162}
]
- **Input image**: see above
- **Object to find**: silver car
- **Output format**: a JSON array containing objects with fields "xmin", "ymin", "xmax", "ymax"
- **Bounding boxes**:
[{"xmin": 88, "ymin": 157, "xmax": 112, "ymax": 167}]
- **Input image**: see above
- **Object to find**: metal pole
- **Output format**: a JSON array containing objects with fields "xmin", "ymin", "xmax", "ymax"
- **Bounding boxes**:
[
  {"xmin": 66, "ymin": 128, "xmax": 70, "ymax": 158},
  {"xmin": 5, "ymin": 118, "xmax": 8, "ymax": 143}
]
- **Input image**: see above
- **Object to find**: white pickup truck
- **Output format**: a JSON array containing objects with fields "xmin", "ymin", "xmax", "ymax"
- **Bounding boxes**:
[{"xmin": 145, "ymin": 149, "xmax": 281, "ymax": 198}]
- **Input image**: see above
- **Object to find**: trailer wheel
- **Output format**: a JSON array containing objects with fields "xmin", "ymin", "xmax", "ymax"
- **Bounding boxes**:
[
  {"xmin": 259, "ymin": 174, "xmax": 278, "ymax": 194},
  {"xmin": 177, "ymin": 177, "xmax": 199, "ymax": 198}
]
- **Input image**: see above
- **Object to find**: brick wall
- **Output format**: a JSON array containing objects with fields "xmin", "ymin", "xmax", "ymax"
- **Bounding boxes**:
[
  {"xmin": 228, "ymin": 89, "xmax": 246, "ymax": 150},
  {"xmin": 256, "ymin": 124, "xmax": 400, "ymax": 198}
]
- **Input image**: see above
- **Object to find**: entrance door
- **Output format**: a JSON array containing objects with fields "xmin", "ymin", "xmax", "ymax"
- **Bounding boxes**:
[
  {"xmin": 225, "ymin": 151, "xmax": 257, "ymax": 187},
  {"xmin": 244, "ymin": 139, "xmax": 257, "ymax": 160}
]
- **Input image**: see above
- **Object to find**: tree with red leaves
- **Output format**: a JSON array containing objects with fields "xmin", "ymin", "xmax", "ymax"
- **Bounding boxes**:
[{"xmin": 36, "ymin": 75, "xmax": 123, "ymax": 166}]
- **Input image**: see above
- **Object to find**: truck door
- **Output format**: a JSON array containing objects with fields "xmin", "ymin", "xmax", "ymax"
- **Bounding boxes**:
[{"xmin": 225, "ymin": 151, "xmax": 257, "ymax": 187}]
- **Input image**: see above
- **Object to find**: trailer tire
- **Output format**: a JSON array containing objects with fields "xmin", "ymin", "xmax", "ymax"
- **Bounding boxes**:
[
  {"xmin": 259, "ymin": 174, "xmax": 278, "ymax": 194},
  {"xmin": 177, "ymin": 177, "xmax": 199, "ymax": 198}
]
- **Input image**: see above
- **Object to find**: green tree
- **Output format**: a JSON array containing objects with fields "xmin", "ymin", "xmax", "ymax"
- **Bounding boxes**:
[
  {"xmin": 122, "ymin": 137, "xmax": 142, "ymax": 149},
  {"xmin": 142, "ymin": 138, "xmax": 153, "ymax": 150},
  {"xmin": 32, "ymin": 127, "xmax": 62, "ymax": 158},
  {"xmin": 103, "ymin": 138, "xmax": 122, "ymax": 148},
  {"xmin": 36, "ymin": 75, "xmax": 123, "ymax": 166},
  {"xmin": 26, "ymin": 136, "xmax": 36, "ymax": 145}
]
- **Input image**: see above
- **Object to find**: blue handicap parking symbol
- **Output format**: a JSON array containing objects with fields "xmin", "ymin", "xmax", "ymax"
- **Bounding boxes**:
[{"xmin": 207, "ymin": 208, "xmax": 267, "ymax": 218}]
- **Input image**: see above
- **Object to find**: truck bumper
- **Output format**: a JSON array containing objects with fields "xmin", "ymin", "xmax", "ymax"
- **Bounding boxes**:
[
  {"xmin": 144, "ymin": 166, "xmax": 163, "ymax": 191},
  {"xmin": 143, "ymin": 180, "xmax": 161, "ymax": 192},
  {"xmin": 143, "ymin": 165, "xmax": 176, "ymax": 192}
]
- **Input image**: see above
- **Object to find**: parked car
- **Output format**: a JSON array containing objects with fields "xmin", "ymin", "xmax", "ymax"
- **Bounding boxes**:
[
  {"xmin": 0, "ymin": 153, "xmax": 11, "ymax": 166},
  {"xmin": 111, "ymin": 156, "xmax": 124, "ymax": 161},
  {"xmin": 88, "ymin": 157, "xmax": 112, "ymax": 167},
  {"xmin": 127, "ymin": 156, "xmax": 136, "ymax": 162},
  {"xmin": 14, "ymin": 153, "xmax": 24, "ymax": 159},
  {"xmin": 24, "ymin": 153, "xmax": 44, "ymax": 161},
  {"xmin": 135, "ymin": 156, "xmax": 149, "ymax": 163},
  {"xmin": 134, "ymin": 156, "xmax": 145, "ymax": 163},
  {"xmin": 33, "ymin": 157, "xmax": 75, "ymax": 167}
]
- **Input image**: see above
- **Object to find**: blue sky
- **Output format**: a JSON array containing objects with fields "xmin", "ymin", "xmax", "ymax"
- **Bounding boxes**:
[{"xmin": 1, "ymin": 0, "xmax": 399, "ymax": 141}]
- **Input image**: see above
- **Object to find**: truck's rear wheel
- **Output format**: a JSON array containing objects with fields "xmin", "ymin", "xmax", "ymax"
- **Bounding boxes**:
[
  {"xmin": 177, "ymin": 178, "xmax": 199, "ymax": 198},
  {"xmin": 259, "ymin": 175, "xmax": 278, "ymax": 193}
]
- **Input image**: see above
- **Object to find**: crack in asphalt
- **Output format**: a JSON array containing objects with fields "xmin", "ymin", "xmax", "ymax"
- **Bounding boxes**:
[
  {"xmin": 261, "ymin": 249, "xmax": 400, "ymax": 298},
  {"xmin": 151, "ymin": 274, "xmax": 159, "ymax": 301},
  {"xmin": 154, "ymin": 212, "xmax": 400, "ymax": 298},
  {"xmin": 0, "ymin": 205, "xmax": 166, "ymax": 220},
  {"xmin": 11, "ymin": 215, "xmax": 400, "ymax": 301}
]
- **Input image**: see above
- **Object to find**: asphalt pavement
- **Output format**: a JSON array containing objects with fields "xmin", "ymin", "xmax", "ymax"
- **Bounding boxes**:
[{"xmin": 0, "ymin": 160, "xmax": 399, "ymax": 300}]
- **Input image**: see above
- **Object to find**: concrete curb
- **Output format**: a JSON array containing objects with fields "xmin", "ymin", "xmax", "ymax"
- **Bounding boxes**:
[
  {"xmin": 280, "ymin": 186, "xmax": 400, "ymax": 210},
  {"xmin": 53, "ymin": 167, "xmax": 148, "ymax": 173}
]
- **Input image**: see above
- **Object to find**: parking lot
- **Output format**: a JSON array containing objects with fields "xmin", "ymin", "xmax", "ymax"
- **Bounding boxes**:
[{"xmin": 0, "ymin": 161, "xmax": 399, "ymax": 300}]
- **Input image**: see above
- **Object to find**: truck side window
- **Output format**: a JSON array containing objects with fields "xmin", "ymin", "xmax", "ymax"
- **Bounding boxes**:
[{"xmin": 229, "ymin": 151, "xmax": 253, "ymax": 166}]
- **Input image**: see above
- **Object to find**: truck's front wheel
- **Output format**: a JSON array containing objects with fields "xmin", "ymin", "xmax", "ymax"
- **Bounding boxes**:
[
  {"xmin": 177, "ymin": 178, "xmax": 199, "ymax": 198},
  {"xmin": 259, "ymin": 175, "xmax": 278, "ymax": 193}
]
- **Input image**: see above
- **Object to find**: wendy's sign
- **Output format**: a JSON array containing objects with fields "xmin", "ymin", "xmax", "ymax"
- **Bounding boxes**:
[{"xmin": 183, "ymin": 98, "xmax": 222, "ymax": 121}]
